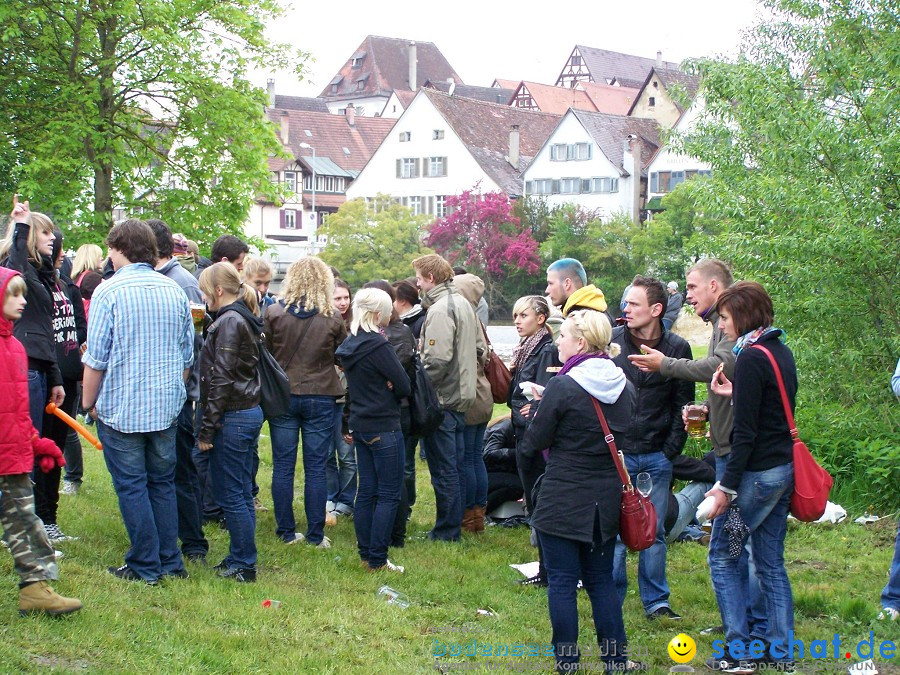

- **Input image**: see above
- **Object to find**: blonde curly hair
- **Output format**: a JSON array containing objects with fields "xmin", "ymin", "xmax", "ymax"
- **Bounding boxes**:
[
  {"xmin": 280, "ymin": 256, "xmax": 334, "ymax": 317},
  {"xmin": 566, "ymin": 310, "xmax": 620, "ymax": 358}
]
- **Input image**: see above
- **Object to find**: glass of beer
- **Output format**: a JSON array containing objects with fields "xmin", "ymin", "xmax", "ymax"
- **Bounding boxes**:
[
  {"xmin": 190, "ymin": 303, "xmax": 206, "ymax": 334},
  {"xmin": 684, "ymin": 402, "xmax": 708, "ymax": 439}
]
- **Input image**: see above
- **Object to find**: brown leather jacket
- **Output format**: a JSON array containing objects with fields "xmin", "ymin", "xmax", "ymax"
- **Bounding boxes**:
[
  {"xmin": 264, "ymin": 301, "xmax": 347, "ymax": 396},
  {"xmin": 198, "ymin": 302, "xmax": 261, "ymax": 443}
]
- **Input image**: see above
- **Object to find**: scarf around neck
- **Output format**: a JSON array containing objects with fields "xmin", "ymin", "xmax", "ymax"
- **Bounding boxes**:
[
  {"xmin": 733, "ymin": 326, "xmax": 784, "ymax": 358},
  {"xmin": 511, "ymin": 326, "xmax": 549, "ymax": 372},
  {"xmin": 558, "ymin": 351, "xmax": 609, "ymax": 377}
]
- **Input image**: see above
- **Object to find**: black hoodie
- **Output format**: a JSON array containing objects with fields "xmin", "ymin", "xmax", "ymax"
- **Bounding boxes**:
[
  {"xmin": 335, "ymin": 329, "xmax": 411, "ymax": 434},
  {"xmin": 2, "ymin": 222, "xmax": 62, "ymax": 387},
  {"xmin": 50, "ymin": 238, "xmax": 87, "ymax": 381}
]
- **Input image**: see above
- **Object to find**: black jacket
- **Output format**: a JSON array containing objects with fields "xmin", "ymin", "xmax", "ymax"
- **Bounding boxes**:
[
  {"xmin": 198, "ymin": 300, "xmax": 261, "ymax": 443},
  {"xmin": 521, "ymin": 374, "xmax": 635, "ymax": 544},
  {"xmin": 2, "ymin": 222, "xmax": 62, "ymax": 387},
  {"xmin": 336, "ymin": 329, "xmax": 412, "ymax": 434},
  {"xmin": 53, "ymin": 269, "xmax": 88, "ymax": 382},
  {"xmin": 383, "ymin": 319, "xmax": 416, "ymax": 406},
  {"xmin": 400, "ymin": 306, "xmax": 426, "ymax": 341},
  {"xmin": 612, "ymin": 325, "xmax": 694, "ymax": 459},
  {"xmin": 506, "ymin": 333, "xmax": 561, "ymax": 438},
  {"xmin": 483, "ymin": 417, "xmax": 517, "ymax": 473},
  {"xmin": 722, "ymin": 334, "xmax": 797, "ymax": 491}
]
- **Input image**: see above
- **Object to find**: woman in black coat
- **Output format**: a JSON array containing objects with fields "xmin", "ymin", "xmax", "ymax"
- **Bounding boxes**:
[{"xmin": 521, "ymin": 309, "xmax": 635, "ymax": 673}]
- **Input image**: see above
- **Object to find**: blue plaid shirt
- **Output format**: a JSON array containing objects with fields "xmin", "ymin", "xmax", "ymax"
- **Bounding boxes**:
[{"xmin": 83, "ymin": 263, "xmax": 194, "ymax": 433}]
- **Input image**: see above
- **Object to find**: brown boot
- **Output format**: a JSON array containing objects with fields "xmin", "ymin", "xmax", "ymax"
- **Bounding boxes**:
[
  {"xmin": 19, "ymin": 581, "xmax": 82, "ymax": 617},
  {"xmin": 461, "ymin": 507, "xmax": 477, "ymax": 533},
  {"xmin": 473, "ymin": 505, "xmax": 486, "ymax": 533}
]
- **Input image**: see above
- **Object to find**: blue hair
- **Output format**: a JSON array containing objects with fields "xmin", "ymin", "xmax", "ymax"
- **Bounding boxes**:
[{"xmin": 547, "ymin": 258, "xmax": 587, "ymax": 286}]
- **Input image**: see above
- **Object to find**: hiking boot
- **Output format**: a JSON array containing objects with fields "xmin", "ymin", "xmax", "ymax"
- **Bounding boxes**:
[
  {"xmin": 108, "ymin": 564, "xmax": 157, "ymax": 586},
  {"xmin": 368, "ymin": 559, "xmax": 405, "ymax": 573},
  {"xmin": 18, "ymin": 581, "xmax": 82, "ymax": 617},
  {"xmin": 60, "ymin": 481, "xmax": 80, "ymax": 496},
  {"xmin": 253, "ymin": 496, "xmax": 269, "ymax": 512},
  {"xmin": 44, "ymin": 524, "xmax": 78, "ymax": 542},
  {"xmin": 218, "ymin": 566, "xmax": 256, "ymax": 583},
  {"xmin": 647, "ymin": 606, "xmax": 682, "ymax": 620},
  {"xmin": 473, "ymin": 505, "xmax": 486, "ymax": 533},
  {"xmin": 461, "ymin": 507, "xmax": 477, "ymax": 533}
]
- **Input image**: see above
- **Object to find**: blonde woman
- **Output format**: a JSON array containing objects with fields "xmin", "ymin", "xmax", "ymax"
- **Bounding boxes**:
[
  {"xmin": 335, "ymin": 288, "xmax": 410, "ymax": 572},
  {"xmin": 520, "ymin": 309, "xmax": 637, "ymax": 672},
  {"xmin": 264, "ymin": 257, "xmax": 347, "ymax": 547},
  {"xmin": 68, "ymin": 244, "xmax": 104, "ymax": 321},
  {"xmin": 197, "ymin": 263, "xmax": 263, "ymax": 582}
]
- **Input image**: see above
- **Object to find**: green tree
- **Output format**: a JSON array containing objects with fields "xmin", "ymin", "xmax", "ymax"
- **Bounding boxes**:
[
  {"xmin": 319, "ymin": 195, "xmax": 433, "ymax": 288},
  {"xmin": 0, "ymin": 0, "xmax": 305, "ymax": 246}
]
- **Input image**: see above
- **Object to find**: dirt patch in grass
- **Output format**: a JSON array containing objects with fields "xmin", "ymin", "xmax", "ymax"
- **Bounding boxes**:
[
  {"xmin": 672, "ymin": 310, "xmax": 712, "ymax": 347},
  {"xmin": 31, "ymin": 654, "xmax": 93, "ymax": 670}
]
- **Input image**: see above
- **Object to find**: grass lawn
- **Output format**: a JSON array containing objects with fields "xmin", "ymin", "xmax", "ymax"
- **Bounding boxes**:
[{"xmin": 1, "ymin": 417, "xmax": 898, "ymax": 673}]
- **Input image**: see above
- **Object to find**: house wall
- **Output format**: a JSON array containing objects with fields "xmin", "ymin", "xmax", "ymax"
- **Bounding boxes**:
[
  {"xmin": 325, "ymin": 96, "xmax": 389, "ymax": 117},
  {"xmin": 629, "ymin": 78, "xmax": 681, "ymax": 128},
  {"xmin": 345, "ymin": 92, "xmax": 503, "ymax": 215},
  {"xmin": 379, "ymin": 94, "xmax": 406, "ymax": 119},
  {"xmin": 522, "ymin": 113, "xmax": 634, "ymax": 220},
  {"xmin": 645, "ymin": 101, "xmax": 712, "ymax": 197}
]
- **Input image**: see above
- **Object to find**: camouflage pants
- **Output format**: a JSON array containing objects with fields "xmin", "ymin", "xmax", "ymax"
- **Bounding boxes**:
[{"xmin": 0, "ymin": 474, "xmax": 58, "ymax": 584}]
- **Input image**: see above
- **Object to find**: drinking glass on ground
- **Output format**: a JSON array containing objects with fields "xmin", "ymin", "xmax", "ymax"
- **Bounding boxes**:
[
  {"xmin": 636, "ymin": 472, "xmax": 652, "ymax": 498},
  {"xmin": 684, "ymin": 402, "xmax": 708, "ymax": 439}
]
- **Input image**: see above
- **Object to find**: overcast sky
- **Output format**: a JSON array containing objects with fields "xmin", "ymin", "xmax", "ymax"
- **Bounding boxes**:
[{"xmin": 260, "ymin": 0, "xmax": 766, "ymax": 97}]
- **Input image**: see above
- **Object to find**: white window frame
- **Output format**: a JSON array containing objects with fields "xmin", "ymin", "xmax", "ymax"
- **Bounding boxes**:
[
  {"xmin": 427, "ymin": 157, "xmax": 446, "ymax": 177},
  {"xmin": 284, "ymin": 171, "xmax": 297, "ymax": 193},
  {"xmin": 399, "ymin": 131, "xmax": 411, "ymax": 142},
  {"xmin": 401, "ymin": 158, "xmax": 416, "ymax": 179},
  {"xmin": 284, "ymin": 210, "xmax": 297, "ymax": 230}
]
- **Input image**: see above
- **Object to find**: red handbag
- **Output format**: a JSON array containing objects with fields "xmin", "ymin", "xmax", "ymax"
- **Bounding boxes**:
[
  {"xmin": 591, "ymin": 398, "xmax": 657, "ymax": 551},
  {"xmin": 752, "ymin": 345, "xmax": 833, "ymax": 522}
]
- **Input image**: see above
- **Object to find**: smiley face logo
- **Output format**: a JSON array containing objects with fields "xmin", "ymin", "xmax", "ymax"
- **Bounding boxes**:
[{"xmin": 667, "ymin": 633, "xmax": 696, "ymax": 664}]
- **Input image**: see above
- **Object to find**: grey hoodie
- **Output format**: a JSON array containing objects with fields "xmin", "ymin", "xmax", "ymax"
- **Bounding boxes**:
[{"xmin": 567, "ymin": 358, "xmax": 627, "ymax": 404}]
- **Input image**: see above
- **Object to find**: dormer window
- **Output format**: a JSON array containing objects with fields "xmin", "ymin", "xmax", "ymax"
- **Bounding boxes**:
[
  {"xmin": 350, "ymin": 51, "xmax": 366, "ymax": 68},
  {"xmin": 331, "ymin": 84, "xmax": 338, "ymax": 95},
  {"xmin": 357, "ymin": 80, "xmax": 364, "ymax": 91}
]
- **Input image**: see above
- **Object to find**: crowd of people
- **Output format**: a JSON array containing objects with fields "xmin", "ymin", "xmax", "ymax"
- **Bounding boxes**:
[{"xmin": 0, "ymin": 197, "xmax": 898, "ymax": 675}]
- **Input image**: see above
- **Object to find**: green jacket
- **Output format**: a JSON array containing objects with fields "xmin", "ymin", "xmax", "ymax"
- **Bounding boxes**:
[
  {"xmin": 420, "ymin": 281, "xmax": 480, "ymax": 413},
  {"xmin": 659, "ymin": 307, "xmax": 735, "ymax": 456}
]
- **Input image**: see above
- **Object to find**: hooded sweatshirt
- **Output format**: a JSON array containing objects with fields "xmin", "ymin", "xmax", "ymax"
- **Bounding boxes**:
[
  {"xmin": 335, "ymin": 329, "xmax": 411, "ymax": 434},
  {"xmin": 452, "ymin": 274, "xmax": 492, "ymax": 425},
  {"xmin": 0, "ymin": 267, "xmax": 43, "ymax": 475},
  {"xmin": 562, "ymin": 284, "xmax": 608, "ymax": 316},
  {"xmin": 50, "ymin": 236, "xmax": 87, "ymax": 382}
]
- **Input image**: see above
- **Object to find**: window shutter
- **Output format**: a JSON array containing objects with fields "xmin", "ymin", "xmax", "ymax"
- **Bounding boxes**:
[
  {"xmin": 414, "ymin": 158, "xmax": 420, "ymax": 178},
  {"xmin": 396, "ymin": 159, "xmax": 401, "ymax": 178},
  {"xmin": 279, "ymin": 209, "xmax": 285, "ymax": 229},
  {"xmin": 442, "ymin": 157, "xmax": 448, "ymax": 176},
  {"xmin": 587, "ymin": 144, "xmax": 592, "ymax": 159},
  {"xmin": 611, "ymin": 178, "xmax": 619, "ymax": 193},
  {"xmin": 427, "ymin": 196, "xmax": 434, "ymax": 214},
  {"xmin": 650, "ymin": 173, "xmax": 657, "ymax": 193},
  {"xmin": 551, "ymin": 179, "xmax": 560, "ymax": 194},
  {"xmin": 525, "ymin": 181, "xmax": 533, "ymax": 195},
  {"xmin": 296, "ymin": 209, "xmax": 302, "ymax": 227}
]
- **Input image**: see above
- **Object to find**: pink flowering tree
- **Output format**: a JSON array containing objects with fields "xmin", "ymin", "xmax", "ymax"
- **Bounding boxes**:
[{"xmin": 427, "ymin": 187, "xmax": 540, "ymax": 311}]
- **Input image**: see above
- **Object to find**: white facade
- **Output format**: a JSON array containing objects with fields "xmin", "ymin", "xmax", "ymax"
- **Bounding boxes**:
[
  {"xmin": 345, "ymin": 91, "xmax": 505, "ymax": 215},
  {"xmin": 646, "ymin": 99, "xmax": 712, "ymax": 198},
  {"xmin": 325, "ymin": 96, "xmax": 387, "ymax": 117},
  {"xmin": 522, "ymin": 112, "xmax": 636, "ymax": 219}
]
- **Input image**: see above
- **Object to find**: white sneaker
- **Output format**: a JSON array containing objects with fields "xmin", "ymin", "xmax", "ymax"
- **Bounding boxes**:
[
  {"xmin": 369, "ymin": 559, "xmax": 405, "ymax": 573},
  {"xmin": 60, "ymin": 481, "xmax": 80, "ymax": 496},
  {"xmin": 44, "ymin": 524, "xmax": 78, "ymax": 542},
  {"xmin": 283, "ymin": 533, "xmax": 305, "ymax": 545},
  {"xmin": 878, "ymin": 607, "xmax": 899, "ymax": 621},
  {"xmin": 315, "ymin": 536, "xmax": 332, "ymax": 549}
]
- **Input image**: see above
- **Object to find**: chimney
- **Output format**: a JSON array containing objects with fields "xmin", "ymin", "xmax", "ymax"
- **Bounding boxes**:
[
  {"xmin": 280, "ymin": 111, "xmax": 289, "ymax": 145},
  {"xmin": 408, "ymin": 41, "xmax": 417, "ymax": 90},
  {"xmin": 267, "ymin": 79, "xmax": 276, "ymax": 107},
  {"xmin": 622, "ymin": 134, "xmax": 643, "ymax": 226},
  {"xmin": 656, "ymin": 50, "xmax": 662, "ymax": 68},
  {"xmin": 346, "ymin": 104, "xmax": 356, "ymax": 127},
  {"xmin": 508, "ymin": 124, "xmax": 520, "ymax": 168}
]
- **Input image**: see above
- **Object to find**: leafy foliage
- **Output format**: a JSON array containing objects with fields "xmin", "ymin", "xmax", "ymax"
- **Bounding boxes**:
[
  {"xmin": 318, "ymin": 195, "xmax": 433, "ymax": 288},
  {"xmin": 0, "ymin": 0, "xmax": 306, "ymax": 247}
]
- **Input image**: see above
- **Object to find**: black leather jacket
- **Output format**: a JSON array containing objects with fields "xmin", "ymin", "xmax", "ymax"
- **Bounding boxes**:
[
  {"xmin": 198, "ymin": 301, "xmax": 261, "ymax": 443},
  {"xmin": 506, "ymin": 333, "xmax": 561, "ymax": 439}
]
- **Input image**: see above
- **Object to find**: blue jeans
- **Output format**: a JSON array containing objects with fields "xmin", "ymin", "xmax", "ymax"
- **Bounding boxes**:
[
  {"xmin": 462, "ymin": 423, "xmax": 488, "ymax": 509},
  {"xmin": 269, "ymin": 395, "xmax": 334, "ymax": 544},
  {"xmin": 539, "ymin": 523, "xmax": 627, "ymax": 671},
  {"xmin": 613, "ymin": 451, "xmax": 672, "ymax": 614},
  {"xmin": 354, "ymin": 430, "xmax": 403, "ymax": 568},
  {"xmin": 709, "ymin": 462, "xmax": 794, "ymax": 660},
  {"xmin": 98, "ymin": 420, "xmax": 182, "ymax": 581},
  {"xmin": 668, "ymin": 480, "xmax": 714, "ymax": 544},
  {"xmin": 27, "ymin": 370, "xmax": 47, "ymax": 434},
  {"xmin": 175, "ymin": 401, "xmax": 208, "ymax": 557},
  {"xmin": 881, "ymin": 518, "xmax": 900, "ymax": 611},
  {"xmin": 326, "ymin": 402, "xmax": 357, "ymax": 514},
  {"xmin": 191, "ymin": 403, "xmax": 223, "ymax": 522},
  {"xmin": 209, "ymin": 407, "xmax": 263, "ymax": 569},
  {"xmin": 716, "ymin": 454, "xmax": 768, "ymax": 640},
  {"xmin": 423, "ymin": 409, "xmax": 466, "ymax": 541}
]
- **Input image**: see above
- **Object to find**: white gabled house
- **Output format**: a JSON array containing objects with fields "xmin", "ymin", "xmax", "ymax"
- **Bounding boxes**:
[
  {"xmin": 345, "ymin": 88, "xmax": 560, "ymax": 213},
  {"xmin": 522, "ymin": 108, "xmax": 661, "ymax": 224}
]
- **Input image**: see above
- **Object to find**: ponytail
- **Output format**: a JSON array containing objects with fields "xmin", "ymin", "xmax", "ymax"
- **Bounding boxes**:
[{"xmin": 198, "ymin": 262, "xmax": 259, "ymax": 315}]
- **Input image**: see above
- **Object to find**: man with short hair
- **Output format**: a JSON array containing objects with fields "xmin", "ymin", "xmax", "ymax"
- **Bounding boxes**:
[
  {"xmin": 545, "ymin": 258, "xmax": 609, "ymax": 318},
  {"xmin": 82, "ymin": 219, "xmax": 195, "ymax": 584},
  {"xmin": 145, "ymin": 219, "xmax": 210, "ymax": 563},
  {"xmin": 413, "ymin": 253, "xmax": 483, "ymax": 542},
  {"xmin": 611, "ymin": 275, "xmax": 693, "ymax": 620},
  {"xmin": 194, "ymin": 234, "xmax": 249, "ymax": 278}
]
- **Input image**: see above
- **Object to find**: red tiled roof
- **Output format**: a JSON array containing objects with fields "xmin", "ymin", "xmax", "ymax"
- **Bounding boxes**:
[
  {"xmin": 319, "ymin": 35, "xmax": 462, "ymax": 101},
  {"xmin": 570, "ymin": 109, "xmax": 661, "ymax": 176},
  {"xmin": 301, "ymin": 194, "xmax": 346, "ymax": 210},
  {"xmin": 511, "ymin": 81, "xmax": 597, "ymax": 115},
  {"xmin": 422, "ymin": 89, "xmax": 560, "ymax": 194},
  {"xmin": 563, "ymin": 46, "xmax": 681, "ymax": 89},
  {"xmin": 265, "ymin": 108, "xmax": 396, "ymax": 173},
  {"xmin": 577, "ymin": 82, "xmax": 640, "ymax": 116},
  {"xmin": 424, "ymin": 81, "xmax": 514, "ymax": 105},
  {"xmin": 492, "ymin": 79, "xmax": 520, "ymax": 90}
]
